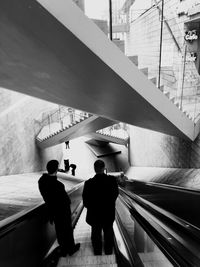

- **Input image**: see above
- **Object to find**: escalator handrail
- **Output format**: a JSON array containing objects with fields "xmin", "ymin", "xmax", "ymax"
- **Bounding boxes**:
[
  {"xmin": 114, "ymin": 208, "xmax": 144, "ymax": 267},
  {"xmin": 126, "ymin": 179, "xmax": 200, "ymax": 195},
  {"xmin": 0, "ymin": 181, "xmax": 84, "ymax": 239},
  {"xmin": 120, "ymin": 187, "xmax": 200, "ymax": 241},
  {"xmin": 119, "ymin": 190, "xmax": 200, "ymax": 266}
]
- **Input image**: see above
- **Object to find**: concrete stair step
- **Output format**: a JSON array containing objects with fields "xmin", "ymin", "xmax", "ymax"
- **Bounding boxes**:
[
  {"xmin": 159, "ymin": 85, "xmax": 164, "ymax": 92},
  {"xmin": 127, "ymin": 56, "xmax": 195, "ymax": 122},
  {"xmin": 170, "ymin": 97, "xmax": 175, "ymax": 103},
  {"xmin": 139, "ymin": 67, "xmax": 148, "ymax": 76},
  {"xmin": 175, "ymin": 102, "xmax": 180, "ymax": 108},
  {"xmin": 128, "ymin": 55, "xmax": 138, "ymax": 66},
  {"xmin": 164, "ymin": 91, "xmax": 170, "ymax": 98},
  {"xmin": 150, "ymin": 77, "xmax": 157, "ymax": 85}
]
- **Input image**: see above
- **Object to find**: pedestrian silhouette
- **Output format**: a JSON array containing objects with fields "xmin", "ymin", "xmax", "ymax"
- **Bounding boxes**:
[
  {"xmin": 69, "ymin": 164, "xmax": 76, "ymax": 176},
  {"xmin": 65, "ymin": 141, "xmax": 70, "ymax": 149},
  {"xmin": 82, "ymin": 160, "xmax": 119, "ymax": 255},
  {"xmin": 38, "ymin": 160, "xmax": 80, "ymax": 257},
  {"xmin": 64, "ymin": 159, "xmax": 70, "ymax": 172}
]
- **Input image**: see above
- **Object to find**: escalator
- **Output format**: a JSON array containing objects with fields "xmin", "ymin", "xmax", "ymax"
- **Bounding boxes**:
[
  {"xmin": 0, "ymin": 181, "xmax": 84, "ymax": 267},
  {"xmin": 124, "ymin": 179, "xmax": 200, "ymax": 228},
  {"xmin": 0, "ymin": 179, "xmax": 131, "ymax": 267},
  {"xmin": 119, "ymin": 183, "xmax": 200, "ymax": 266},
  {"xmin": 56, "ymin": 208, "xmax": 118, "ymax": 267},
  {"xmin": 1, "ymin": 178, "xmax": 200, "ymax": 266}
]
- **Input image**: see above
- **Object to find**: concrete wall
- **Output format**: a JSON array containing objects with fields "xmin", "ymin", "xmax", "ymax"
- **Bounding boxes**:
[
  {"xmin": 0, "ymin": 87, "xmax": 128, "ymax": 177},
  {"xmin": 0, "ymin": 88, "xmax": 63, "ymax": 176},
  {"xmin": 126, "ymin": 0, "xmax": 200, "ymax": 118},
  {"xmin": 190, "ymin": 133, "xmax": 200, "ymax": 168},
  {"xmin": 61, "ymin": 137, "xmax": 129, "ymax": 180},
  {"xmin": 41, "ymin": 144, "xmax": 63, "ymax": 171},
  {"xmin": 125, "ymin": 0, "xmax": 200, "ymax": 171},
  {"xmin": 129, "ymin": 125, "xmax": 191, "ymax": 168}
]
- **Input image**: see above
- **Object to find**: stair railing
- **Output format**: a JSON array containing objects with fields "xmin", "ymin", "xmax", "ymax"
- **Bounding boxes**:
[
  {"xmin": 75, "ymin": 0, "xmax": 200, "ymax": 125},
  {"xmin": 36, "ymin": 106, "xmax": 91, "ymax": 141},
  {"xmin": 96, "ymin": 123, "xmax": 129, "ymax": 140},
  {"xmin": 180, "ymin": 44, "xmax": 187, "ymax": 110}
]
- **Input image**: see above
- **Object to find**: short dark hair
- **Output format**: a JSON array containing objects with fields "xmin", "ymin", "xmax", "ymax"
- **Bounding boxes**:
[
  {"xmin": 46, "ymin": 160, "xmax": 59, "ymax": 174},
  {"xmin": 94, "ymin": 160, "xmax": 105, "ymax": 173}
]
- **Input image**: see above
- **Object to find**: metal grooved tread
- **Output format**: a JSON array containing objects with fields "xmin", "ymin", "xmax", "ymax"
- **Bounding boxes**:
[{"xmin": 57, "ymin": 208, "xmax": 117, "ymax": 267}]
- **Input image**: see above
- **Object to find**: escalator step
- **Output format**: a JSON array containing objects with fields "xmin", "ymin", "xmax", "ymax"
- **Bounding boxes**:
[{"xmin": 57, "ymin": 208, "xmax": 117, "ymax": 267}]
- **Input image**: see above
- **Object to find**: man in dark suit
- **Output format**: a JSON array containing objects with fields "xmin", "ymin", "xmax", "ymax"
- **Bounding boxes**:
[
  {"xmin": 82, "ymin": 160, "xmax": 119, "ymax": 255},
  {"xmin": 38, "ymin": 160, "xmax": 80, "ymax": 257}
]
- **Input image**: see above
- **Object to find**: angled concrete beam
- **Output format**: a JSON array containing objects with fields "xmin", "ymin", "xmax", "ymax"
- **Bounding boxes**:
[{"xmin": 0, "ymin": 0, "xmax": 196, "ymax": 140}]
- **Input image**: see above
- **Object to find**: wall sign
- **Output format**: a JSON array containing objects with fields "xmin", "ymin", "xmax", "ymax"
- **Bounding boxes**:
[
  {"xmin": 184, "ymin": 30, "xmax": 198, "ymax": 42},
  {"xmin": 186, "ymin": 52, "xmax": 197, "ymax": 62}
]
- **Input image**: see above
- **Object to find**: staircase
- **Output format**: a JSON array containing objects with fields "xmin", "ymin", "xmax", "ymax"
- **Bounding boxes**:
[
  {"xmin": 88, "ymin": 126, "xmax": 129, "ymax": 146},
  {"xmin": 127, "ymin": 0, "xmax": 200, "ymax": 123},
  {"xmin": 36, "ymin": 111, "xmax": 116, "ymax": 149},
  {"xmin": 131, "ymin": 52, "xmax": 200, "ymax": 122},
  {"xmin": 128, "ymin": 55, "xmax": 195, "ymax": 121},
  {"xmin": 36, "ymin": 106, "xmax": 128, "ymax": 147},
  {"xmin": 37, "ymin": 110, "xmax": 92, "ymax": 141},
  {"xmin": 0, "ymin": 0, "xmax": 199, "ymax": 141}
]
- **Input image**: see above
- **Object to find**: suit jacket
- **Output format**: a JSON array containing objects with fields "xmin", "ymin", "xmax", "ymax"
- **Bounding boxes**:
[
  {"xmin": 82, "ymin": 173, "xmax": 119, "ymax": 226},
  {"xmin": 38, "ymin": 173, "xmax": 71, "ymax": 222}
]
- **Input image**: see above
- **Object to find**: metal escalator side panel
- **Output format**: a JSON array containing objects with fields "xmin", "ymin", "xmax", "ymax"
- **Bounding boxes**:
[
  {"xmin": 0, "ymin": 182, "xmax": 84, "ymax": 267},
  {"xmin": 118, "ymin": 190, "xmax": 200, "ymax": 267}
]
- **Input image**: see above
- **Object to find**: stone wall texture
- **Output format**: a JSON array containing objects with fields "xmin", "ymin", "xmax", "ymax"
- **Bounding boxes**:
[
  {"xmin": 0, "ymin": 88, "xmax": 62, "ymax": 176},
  {"xmin": 126, "ymin": 0, "xmax": 200, "ymax": 118},
  {"xmin": 128, "ymin": 125, "xmax": 200, "ymax": 169},
  {"xmin": 126, "ymin": 0, "xmax": 200, "ymax": 170},
  {"xmin": 129, "ymin": 125, "xmax": 192, "ymax": 168}
]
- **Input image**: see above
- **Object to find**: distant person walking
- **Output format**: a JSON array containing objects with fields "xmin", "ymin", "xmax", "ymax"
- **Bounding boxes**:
[
  {"xmin": 65, "ymin": 141, "xmax": 70, "ymax": 149},
  {"xmin": 82, "ymin": 160, "xmax": 119, "ymax": 255},
  {"xmin": 38, "ymin": 160, "xmax": 80, "ymax": 257}
]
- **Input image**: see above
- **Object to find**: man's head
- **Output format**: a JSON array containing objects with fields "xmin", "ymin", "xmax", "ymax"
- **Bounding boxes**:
[
  {"xmin": 94, "ymin": 160, "xmax": 105, "ymax": 174},
  {"xmin": 46, "ymin": 160, "xmax": 59, "ymax": 175}
]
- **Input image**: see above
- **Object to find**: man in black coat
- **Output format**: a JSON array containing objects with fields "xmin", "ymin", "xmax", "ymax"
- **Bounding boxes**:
[
  {"xmin": 82, "ymin": 160, "xmax": 119, "ymax": 255},
  {"xmin": 38, "ymin": 160, "xmax": 80, "ymax": 257}
]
